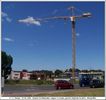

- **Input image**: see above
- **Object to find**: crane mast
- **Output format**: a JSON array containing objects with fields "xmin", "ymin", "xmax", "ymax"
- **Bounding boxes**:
[{"xmin": 71, "ymin": 16, "xmax": 76, "ymax": 83}]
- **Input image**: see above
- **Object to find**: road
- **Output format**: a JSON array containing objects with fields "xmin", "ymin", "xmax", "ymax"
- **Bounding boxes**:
[{"xmin": 4, "ymin": 84, "xmax": 90, "ymax": 96}]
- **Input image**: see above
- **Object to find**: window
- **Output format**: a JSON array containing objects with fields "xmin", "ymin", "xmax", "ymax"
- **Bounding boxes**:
[{"xmin": 15, "ymin": 74, "xmax": 19, "ymax": 76}]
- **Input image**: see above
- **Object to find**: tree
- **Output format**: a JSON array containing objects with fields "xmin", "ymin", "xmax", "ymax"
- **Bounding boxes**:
[
  {"xmin": 54, "ymin": 69, "xmax": 63, "ymax": 77},
  {"xmin": 22, "ymin": 69, "xmax": 28, "ymax": 72},
  {"xmin": 69, "ymin": 68, "xmax": 80, "ymax": 72},
  {"xmin": 30, "ymin": 73, "xmax": 37, "ymax": 80},
  {"xmin": 81, "ymin": 69, "xmax": 89, "ymax": 73},
  {"xmin": 69, "ymin": 68, "xmax": 72, "ymax": 72},
  {"xmin": 41, "ymin": 70, "xmax": 53, "ymax": 78},
  {"xmin": 1, "ymin": 51, "xmax": 13, "ymax": 79},
  {"xmin": 75, "ymin": 68, "xmax": 80, "ymax": 72},
  {"xmin": 89, "ymin": 69, "xmax": 96, "ymax": 72},
  {"xmin": 65, "ymin": 69, "xmax": 69, "ymax": 72}
]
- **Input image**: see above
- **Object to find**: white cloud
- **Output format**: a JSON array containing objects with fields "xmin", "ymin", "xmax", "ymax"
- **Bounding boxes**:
[
  {"xmin": 2, "ymin": 12, "xmax": 8, "ymax": 17},
  {"xmin": 6, "ymin": 17, "xmax": 12, "ymax": 22},
  {"xmin": 3, "ymin": 37, "xmax": 14, "ymax": 42},
  {"xmin": 76, "ymin": 33, "xmax": 80, "ymax": 37},
  {"xmin": 1, "ymin": 12, "xmax": 12, "ymax": 22},
  {"xmin": 18, "ymin": 16, "xmax": 41, "ymax": 26}
]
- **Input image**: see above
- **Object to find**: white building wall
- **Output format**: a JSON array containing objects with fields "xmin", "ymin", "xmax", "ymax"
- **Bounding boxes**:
[
  {"xmin": 10, "ymin": 71, "xmax": 20, "ymax": 80},
  {"xmin": 22, "ymin": 72, "xmax": 31, "ymax": 80},
  {"xmin": 7, "ymin": 71, "xmax": 32, "ymax": 80}
]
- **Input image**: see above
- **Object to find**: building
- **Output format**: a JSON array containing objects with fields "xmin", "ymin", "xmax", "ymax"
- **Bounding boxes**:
[
  {"xmin": 9, "ymin": 70, "xmax": 31, "ymax": 80},
  {"xmin": 10, "ymin": 71, "xmax": 21, "ymax": 80},
  {"xmin": 20, "ymin": 71, "xmax": 32, "ymax": 80},
  {"xmin": 30, "ymin": 71, "xmax": 46, "ymax": 80},
  {"xmin": 9, "ymin": 70, "xmax": 47, "ymax": 80}
]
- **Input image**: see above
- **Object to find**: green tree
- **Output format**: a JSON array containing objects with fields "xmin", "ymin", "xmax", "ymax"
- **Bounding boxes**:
[
  {"xmin": 54, "ymin": 69, "xmax": 63, "ymax": 77},
  {"xmin": 69, "ymin": 68, "xmax": 72, "ymax": 72},
  {"xmin": 65, "ymin": 69, "xmax": 69, "ymax": 72},
  {"xmin": 1, "ymin": 51, "xmax": 13, "ymax": 79},
  {"xmin": 22, "ymin": 69, "xmax": 28, "ymax": 72},
  {"xmin": 41, "ymin": 70, "xmax": 53, "ymax": 78},
  {"xmin": 81, "ymin": 69, "xmax": 89, "ymax": 73},
  {"xmin": 75, "ymin": 68, "xmax": 80, "ymax": 72}
]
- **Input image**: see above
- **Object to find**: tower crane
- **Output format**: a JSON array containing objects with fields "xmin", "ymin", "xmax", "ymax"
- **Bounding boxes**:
[{"xmin": 36, "ymin": 6, "xmax": 91, "ymax": 84}]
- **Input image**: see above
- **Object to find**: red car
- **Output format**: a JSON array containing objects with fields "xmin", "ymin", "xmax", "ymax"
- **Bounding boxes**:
[{"xmin": 54, "ymin": 80, "xmax": 74, "ymax": 90}]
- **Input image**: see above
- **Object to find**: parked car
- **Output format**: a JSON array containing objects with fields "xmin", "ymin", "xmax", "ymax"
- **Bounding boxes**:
[
  {"xmin": 90, "ymin": 79, "xmax": 104, "ymax": 88},
  {"xmin": 54, "ymin": 80, "xmax": 74, "ymax": 90},
  {"xmin": 79, "ymin": 73, "xmax": 92, "ymax": 87},
  {"xmin": 79, "ymin": 77, "xmax": 91, "ymax": 87}
]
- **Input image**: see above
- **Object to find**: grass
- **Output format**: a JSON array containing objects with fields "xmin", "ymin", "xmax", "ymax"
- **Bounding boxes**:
[
  {"xmin": 5, "ymin": 80, "xmax": 54, "ymax": 85},
  {"xmin": 5, "ymin": 79, "xmax": 79, "ymax": 85},
  {"xmin": 34, "ymin": 88, "xmax": 105, "ymax": 97}
]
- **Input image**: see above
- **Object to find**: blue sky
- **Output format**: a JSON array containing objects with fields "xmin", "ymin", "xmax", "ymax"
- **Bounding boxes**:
[{"xmin": 1, "ymin": 2, "xmax": 105, "ymax": 71}]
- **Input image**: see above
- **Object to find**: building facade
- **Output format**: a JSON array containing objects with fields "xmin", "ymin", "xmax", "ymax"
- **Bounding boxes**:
[
  {"xmin": 10, "ymin": 71, "xmax": 21, "ymax": 80},
  {"xmin": 9, "ymin": 70, "xmax": 48, "ymax": 80}
]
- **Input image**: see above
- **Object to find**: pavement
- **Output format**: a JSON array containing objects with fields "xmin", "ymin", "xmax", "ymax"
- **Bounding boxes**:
[
  {"xmin": 3, "ymin": 89, "xmax": 75, "ymax": 97},
  {"xmin": 3, "ymin": 84, "xmax": 89, "ymax": 97}
]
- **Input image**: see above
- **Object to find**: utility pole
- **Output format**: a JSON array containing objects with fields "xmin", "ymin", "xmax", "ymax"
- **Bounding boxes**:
[{"xmin": 36, "ymin": 6, "xmax": 91, "ymax": 84}]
